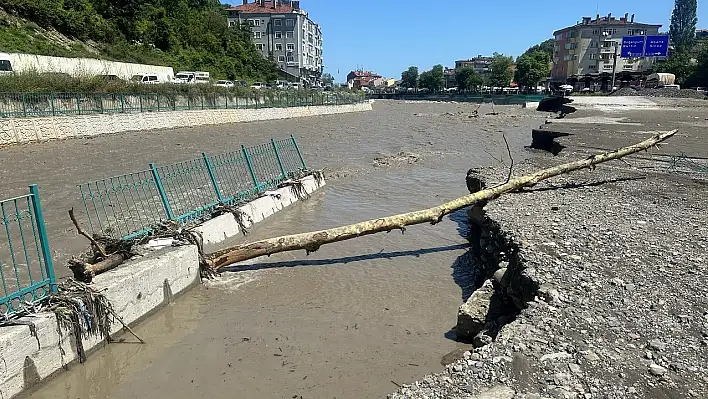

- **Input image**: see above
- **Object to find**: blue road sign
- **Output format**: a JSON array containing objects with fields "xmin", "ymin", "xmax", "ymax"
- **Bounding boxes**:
[
  {"xmin": 621, "ymin": 36, "xmax": 646, "ymax": 58},
  {"xmin": 644, "ymin": 35, "xmax": 670, "ymax": 57}
]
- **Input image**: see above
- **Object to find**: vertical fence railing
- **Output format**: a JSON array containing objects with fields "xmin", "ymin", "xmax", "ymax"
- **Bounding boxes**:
[
  {"xmin": 0, "ymin": 185, "xmax": 56, "ymax": 320},
  {"xmin": 78, "ymin": 136, "xmax": 309, "ymax": 239},
  {"xmin": 0, "ymin": 91, "xmax": 365, "ymax": 119}
]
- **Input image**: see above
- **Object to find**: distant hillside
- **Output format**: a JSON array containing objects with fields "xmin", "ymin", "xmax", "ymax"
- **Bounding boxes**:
[{"xmin": 0, "ymin": 1, "xmax": 278, "ymax": 81}]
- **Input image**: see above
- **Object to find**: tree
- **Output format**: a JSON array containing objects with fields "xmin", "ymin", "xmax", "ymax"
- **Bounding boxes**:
[
  {"xmin": 321, "ymin": 73, "xmax": 334, "ymax": 86},
  {"xmin": 658, "ymin": 51, "xmax": 696, "ymax": 83},
  {"xmin": 670, "ymin": 0, "xmax": 698, "ymax": 52},
  {"xmin": 401, "ymin": 66, "xmax": 419, "ymax": 89},
  {"xmin": 522, "ymin": 39, "xmax": 554, "ymax": 59},
  {"xmin": 515, "ymin": 50, "xmax": 551, "ymax": 90},
  {"xmin": 418, "ymin": 65, "xmax": 445, "ymax": 92},
  {"xmin": 488, "ymin": 53, "xmax": 514, "ymax": 88},
  {"xmin": 455, "ymin": 66, "xmax": 483, "ymax": 92}
]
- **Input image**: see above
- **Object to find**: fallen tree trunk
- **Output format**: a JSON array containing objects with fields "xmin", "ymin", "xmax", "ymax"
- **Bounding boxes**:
[
  {"xmin": 68, "ymin": 253, "xmax": 127, "ymax": 283},
  {"xmin": 208, "ymin": 130, "xmax": 677, "ymax": 270}
]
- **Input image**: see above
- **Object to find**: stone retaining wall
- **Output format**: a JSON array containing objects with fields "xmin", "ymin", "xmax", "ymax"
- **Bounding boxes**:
[{"xmin": 0, "ymin": 102, "xmax": 372, "ymax": 147}]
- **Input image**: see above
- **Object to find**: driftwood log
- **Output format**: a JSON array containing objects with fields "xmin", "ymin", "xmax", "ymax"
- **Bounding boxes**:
[
  {"xmin": 208, "ymin": 129, "xmax": 678, "ymax": 270},
  {"xmin": 68, "ymin": 253, "xmax": 128, "ymax": 283}
]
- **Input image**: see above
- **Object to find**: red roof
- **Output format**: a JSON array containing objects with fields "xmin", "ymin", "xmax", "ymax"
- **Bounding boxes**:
[{"xmin": 228, "ymin": 1, "xmax": 294, "ymax": 13}]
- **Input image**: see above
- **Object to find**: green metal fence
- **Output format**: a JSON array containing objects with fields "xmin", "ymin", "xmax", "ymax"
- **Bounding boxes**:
[
  {"xmin": 0, "ymin": 91, "xmax": 366, "ymax": 119},
  {"xmin": 0, "ymin": 185, "xmax": 56, "ymax": 320},
  {"xmin": 78, "ymin": 135, "xmax": 308, "ymax": 239}
]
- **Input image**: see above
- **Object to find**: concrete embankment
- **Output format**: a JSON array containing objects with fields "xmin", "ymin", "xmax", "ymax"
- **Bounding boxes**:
[
  {"xmin": 0, "ymin": 174, "xmax": 324, "ymax": 399},
  {"xmin": 0, "ymin": 102, "xmax": 372, "ymax": 147}
]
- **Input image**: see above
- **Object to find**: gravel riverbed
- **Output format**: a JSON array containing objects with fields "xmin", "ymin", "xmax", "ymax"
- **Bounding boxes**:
[{"xmin": 390, "ymin": 98, "xmax": 708, "ymax": 399}]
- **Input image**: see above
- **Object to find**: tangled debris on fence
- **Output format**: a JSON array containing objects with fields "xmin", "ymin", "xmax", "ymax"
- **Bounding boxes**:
[{"xmin": 47, "ymin": 279, "xmax": 114, "ymax": 363}]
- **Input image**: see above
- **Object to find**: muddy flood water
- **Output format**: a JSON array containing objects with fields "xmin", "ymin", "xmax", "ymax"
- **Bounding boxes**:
[{"xmin": 20, "ymin": 101, "xmax": 546, "ymax": 398}]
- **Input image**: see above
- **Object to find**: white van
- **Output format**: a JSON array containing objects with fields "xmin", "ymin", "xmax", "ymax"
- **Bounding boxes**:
[
  {"xmin": 131, "ymin": 73, "xmax": 161, "ymax": 84},
  {"xmin": 194, "ymin": 71, "xmax": 210, "ymax": 84},
  {"xmin": 174, "ymin": 71, "xmax": 195, "ymax": 84}
]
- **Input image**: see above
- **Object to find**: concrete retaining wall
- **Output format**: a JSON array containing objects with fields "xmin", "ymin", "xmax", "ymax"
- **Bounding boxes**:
[
  {"xmin": 0, "ymin": 102, "xmax": 372, "ymax": 147},
  {"xmin": 195, "ymin": 174, "xmax": 324, "ymax": 249},
  {"xmin": 4, "ymin": 52, "xmax": 175, "ymax": 82},
  {"xmin": 0, "ymin": 174, "xmax": 326, "ymax": 398},
  {"xmin": 0, "ymin": 246, "xmax": 199, "ymax": 398}
]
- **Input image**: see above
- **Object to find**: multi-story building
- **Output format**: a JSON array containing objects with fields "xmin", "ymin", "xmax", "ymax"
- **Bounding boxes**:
[
  {"xmin": 227, "ymin": 0, "xmax": 323, "ymax": 86},
  {"xmin": 455, "ymin": 56, "xmax": 493, "ymax": 74},
  {"xmin": 552, "ymin": 13, "xmax": 661, "ymax": 91},
  {"xmin": 697, "ymin": 29, "xmax": 708, "ymax": 39}
]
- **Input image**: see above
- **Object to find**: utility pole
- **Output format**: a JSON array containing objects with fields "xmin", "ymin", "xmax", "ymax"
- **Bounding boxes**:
[{"xmin": 611, "ymin": 40, "xmax": 620, "ymax": 90}]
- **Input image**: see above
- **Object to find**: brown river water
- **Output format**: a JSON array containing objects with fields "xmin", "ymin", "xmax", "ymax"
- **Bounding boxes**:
[{"xmin": 24, "ymin": 102, "xmax": 545, "ymax": 398}]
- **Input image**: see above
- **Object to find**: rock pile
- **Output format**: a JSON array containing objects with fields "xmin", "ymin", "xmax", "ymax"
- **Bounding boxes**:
[{"xmin": 390, "ymin": 155, "xmax": 708, "ymax": 398}]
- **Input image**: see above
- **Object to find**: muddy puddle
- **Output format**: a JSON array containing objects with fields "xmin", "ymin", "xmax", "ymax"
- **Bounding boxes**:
[{"xmin": 26, "ymin": 103, "xmax": 544, "ymax": 399}]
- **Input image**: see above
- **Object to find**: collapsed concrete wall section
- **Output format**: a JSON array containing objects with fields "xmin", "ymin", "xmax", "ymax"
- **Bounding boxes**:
[
  {"xmin": 0, "ymin": 173, "xmax": 325, "ymax": 399},
  {"xmin": 0, "ymin": 102, "xmax": 373, "ymax": 147}
]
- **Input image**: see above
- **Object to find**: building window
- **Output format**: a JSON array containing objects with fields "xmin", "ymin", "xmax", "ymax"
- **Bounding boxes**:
[
  {"xmin": 287, "ymin": 56, "xmax": 294, "ymax": 62},
  {"xmin": 603, "ymin": 64, "xmax": 613, "ymax": 70},
  {"xmin": 601, "ymin": 41, "xmax": 614, "ymax": 48},
  {"xmin": 228, "ymin": 20, "xmax": 236, "ymax": 27},
  {"xmin": 256, "ymin": 44, "xmax": 264, "ymax": 51},
  {"xmin": 278, "ymin": 55, "xmax": 285, "ymax": 62},
  {"xmin": 248, "ymin": 19, "xmax": 261, "ymax": 27},
  {"xmin": 254, "ymin": 31, "xmax": 262, "ymax": 39},
  {"xmin": 274, "ymin": 19, "xmax": 282, "ymax": 27},
  {"xmin": 623, "ymin": 64, "xmax": 634, "ymax": 69},
  {"xmin": 602, "ymin": 28, "xmax": 617, "ymax": 36},
  {"xmin": 286, "ymin": 31, "xmax": 293, "ymax": 38},
  {"xmin": 274, "ymin": 31, "xmax": 282, "ymax": 39},
  {"xmin": 287, "ymin": 43, "xmax": 294, "ymax": 51},
  {"xmin": 275, "ymin": 43, "xmax": 282, "ymax": 51},
  {"xmin": 286, "ymin": 19, "xmax": 294, "ymax": 27},
  {"xmin": 592, "ymin": 29, "xmax": 599, "ymax": 35},
  {"xmin": 589, "ymin": 64, "xmax": 597, "ymax": 69},
  {"xmin": 589, "ymin": 53, "xmax": 597, "ymax": 59}
]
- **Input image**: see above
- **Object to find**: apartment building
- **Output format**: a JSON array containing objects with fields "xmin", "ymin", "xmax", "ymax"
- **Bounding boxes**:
[
  {"xmin": 552, "ymin": 13, "xmax": 661, "ymax": 90},
  {"xmin": 227, "ymin": 0, "xmax": 323, "ymax": 86},
  {"xmin": 455, "ymin": 56, "xmax": 493, "ymax": 74}
]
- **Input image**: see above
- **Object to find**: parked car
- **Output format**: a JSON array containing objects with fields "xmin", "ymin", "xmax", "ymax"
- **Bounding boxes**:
[
  {"xmin": 236, "ymin": 80, "xmax": 248, "ymax": 87},
  {"xmin": 131, "ymin": 73, "xmax": 161, "ymax": 84},
  {"xmin": 251, "ymin": 82, "xmax": 265, "ymax": 89},
  {"xmin": 214, "ymin": 80, "xmax": 234, "ymax": 88}
]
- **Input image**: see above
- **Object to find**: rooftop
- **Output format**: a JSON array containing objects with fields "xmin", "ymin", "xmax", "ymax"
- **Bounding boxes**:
[
  {"xmin": 553, "ymin": 13, "xmax": 661, "ymax": 34},
  {"xmin": 227, "ymin": 1, "xmax": 296, "ymax": 14}
]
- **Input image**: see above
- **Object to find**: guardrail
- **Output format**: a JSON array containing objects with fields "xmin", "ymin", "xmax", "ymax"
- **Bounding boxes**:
[
  {"xmin": 78, "ymin": 135, "xmax": 308, "ymax": 239},
  {"xmin": 0, "ymin": 185, "xmax": 56, "ymax": 321},
  {"xmin": 0, "ymin": 91, "xmax": 366, "ymax": 119}
]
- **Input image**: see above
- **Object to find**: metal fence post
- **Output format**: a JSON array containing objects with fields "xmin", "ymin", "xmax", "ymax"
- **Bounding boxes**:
[
  {"xmin": 157, "ymin": 93, "xmax": 161, "ymax": 112},
  {"xmin": 241, "ymin": 145, "xmax": 259, "ymax": 187},
  {"xmin": 291, "ymin": 134, "xmax": 306, "ymax": 169},
  {"xmin": 202, "ymin": 153, "xmax": 223, "ymax": 202},
  {"xmin": 21, "ymin": 93, "xmax": 27, "ymax": 118},
  {"xmin": 139, "ymin": 95, "xmax": 143, "ymax": 113},
  {"xmin": 76, "ymin": 93, "xmax": 81, "ymax": 115},
  {"xmin": 50, "ymin": 93, "xmax": 55, "ymax": 116},
  {"xmin": 120, "ymin": 93, "xmax": 125, "ymax": 113},
  {"xmin": 149, "ymin": 163, "xmax": 175, "ymax": 220},
  {"xmin": 28, "ymin": 184, "xmax": 56, "ymax": 292},
  {"xmin": 271, "ymin": 138, "xmax": 288, "ymax": 178}
]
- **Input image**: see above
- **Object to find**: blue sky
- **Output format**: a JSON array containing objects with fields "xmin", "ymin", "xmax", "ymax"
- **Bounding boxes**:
[{"xmin": 293, "ymin": 0, "xmax": 707, "ymax": 81}]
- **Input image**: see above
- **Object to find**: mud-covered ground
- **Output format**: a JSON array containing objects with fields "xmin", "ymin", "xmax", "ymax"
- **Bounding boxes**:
[{"xmin": 391, "ymin": 97, "xmax": 708, "ymax": 398}]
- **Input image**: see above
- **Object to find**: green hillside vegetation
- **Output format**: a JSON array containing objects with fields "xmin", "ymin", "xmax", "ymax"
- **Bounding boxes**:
[{"xmin": 0, "ymin": 0, "xmax": 278, "ymax": 82}]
